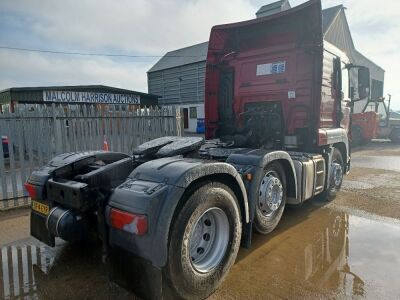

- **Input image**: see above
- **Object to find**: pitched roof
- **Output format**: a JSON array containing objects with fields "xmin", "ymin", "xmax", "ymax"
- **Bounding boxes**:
[
  {"xmin": 322, "ymin": 5, "xmax": 343, "ymax": 35},
  {"xmin": 147, "ymin": 42, "xmax": 208, "ymax": 73}
]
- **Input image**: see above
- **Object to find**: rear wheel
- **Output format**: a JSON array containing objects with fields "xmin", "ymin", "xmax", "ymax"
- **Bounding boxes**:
[
  {"xmin": 253, "ymin": 162, "xmax": 286, "ymax": 235},
  {"xmin": 351, "ymin": 125, "xmax": 363, "ymax": 146},
  {"xmin": 164, "ymin": 182, "xmax": 241, "ymax": 299},
  {"xmin": 390, "ymin": 128, "xmax": 400, "ymax": 143},
  {"xmin": 320, "ymin": 148, "xmax": 344, "ymax": 202}
]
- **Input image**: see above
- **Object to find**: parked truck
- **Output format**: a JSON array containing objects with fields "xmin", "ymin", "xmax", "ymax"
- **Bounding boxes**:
[
  {"xmin": 25, "ymin": 1, "xmax": 370, "ymax": 299},
  {"xmin": 352, "ymin": 95, "xmax": 400, "ymax": 145}
]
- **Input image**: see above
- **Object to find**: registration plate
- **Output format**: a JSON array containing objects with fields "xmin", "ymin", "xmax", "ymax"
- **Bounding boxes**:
[{"xmin": 32, "ymin": 200, "xmax": 49, "ymax": 216}]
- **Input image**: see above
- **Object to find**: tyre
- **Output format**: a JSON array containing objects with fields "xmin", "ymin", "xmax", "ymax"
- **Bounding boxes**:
[
  {"xmin": 319, "ymin": 148, "xmax": 344, "ymax": 202},
  {"xmin": 253, "ymin": 162, "xmax": 286, "ymax": 235},
  {"xmin": 390, "ymin": 128, "xmax": 400, "ymax": 143},
  {"xmin": 164, "ymin": 182, "xmax": 242, "ymax": 299},
  {"xmin": 351, "ymin": 126, "xmax": 363, "ymax": 147}
]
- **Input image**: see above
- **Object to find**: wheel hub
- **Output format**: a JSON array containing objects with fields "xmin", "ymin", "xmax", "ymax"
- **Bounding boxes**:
[
  {"xmin": 189, "ymin": 207, "xmax": 229, "ymax": 273},
  {"xmin": 258, "ymin": 173, "xmax": 283, "ymax": 216},
  {"xmin": 330, "ymin": 162, "xmax": 343, "ymax": 188}
]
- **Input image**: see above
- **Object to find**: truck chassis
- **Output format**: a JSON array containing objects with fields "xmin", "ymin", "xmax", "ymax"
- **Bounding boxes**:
[{"xmin": 27, "ymin": 135, "xmax": 347, "ymax": 299}]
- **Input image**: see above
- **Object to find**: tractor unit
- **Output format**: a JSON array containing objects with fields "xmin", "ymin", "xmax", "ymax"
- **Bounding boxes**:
[{"xmin": 26, "ymin": 1, "xmax": 370, "ymax": 298}]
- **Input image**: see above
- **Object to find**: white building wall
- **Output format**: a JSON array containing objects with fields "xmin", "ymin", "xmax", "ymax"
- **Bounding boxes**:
[{"xmin": 178, "ymin": 103, "xmax": 205, "ymax": 133}]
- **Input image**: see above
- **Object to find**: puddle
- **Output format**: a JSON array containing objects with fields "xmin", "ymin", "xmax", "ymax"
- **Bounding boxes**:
[
  {"xmin": 342, "ymin": 180, "xmax": 374, "ymax": 190},
  {"xmin": 0, "ymin": 240, "xmax": 132, "ymax": 300},
  {"xmin": 212, "ymin": 203, "xmax": 400, "ymax": 299},
  {"xmin": 1, "ymin": 204, "xmax": 400, "ymax": 299}
]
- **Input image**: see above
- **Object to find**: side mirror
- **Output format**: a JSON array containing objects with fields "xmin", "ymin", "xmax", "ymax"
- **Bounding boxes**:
[{"xmin": 358, "ymin": 66, "xmax": 370, "ymax": 99}]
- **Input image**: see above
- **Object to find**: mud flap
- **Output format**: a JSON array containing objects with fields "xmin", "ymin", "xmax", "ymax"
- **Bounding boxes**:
[
  {"xmin": 108, "ymin": 247, "xmax": 176, "ymax": 299},
  {"xmin": 241, "ymin": 222, "xmax": 252, "ymax": 248},
  {"xmin": 31, "ymin": 211, "xmax": 55, "ymax": 247}
]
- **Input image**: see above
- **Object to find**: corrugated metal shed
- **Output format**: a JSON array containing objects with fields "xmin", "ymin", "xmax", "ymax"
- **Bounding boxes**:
[
  {"xmin": 322, "ymin": 6, "xmax": 385, "ymax": 112},
  {"xmin": 148, "ymin": 61, "xmax": 206, "ymax": 105},
  {"xmin": 148, "ymin": 42, "xmax": 208, "ymax": 73}
]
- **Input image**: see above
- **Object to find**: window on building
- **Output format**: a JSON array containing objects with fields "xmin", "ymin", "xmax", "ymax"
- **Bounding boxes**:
[{"xmin": 189, "ymin": 107, "xmax": 197, "ymax": 119}]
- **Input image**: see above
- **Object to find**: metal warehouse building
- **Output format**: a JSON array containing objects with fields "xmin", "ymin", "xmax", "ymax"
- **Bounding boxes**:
[
  {"xmin": 0, "ymin": 85, "xmax": 158, "ymax": 113},
  {"xmin": 147, "ymin": 42, "xmax": 208, "ymax": 133},
  {"xmin": 148, "ymin": 0, "xmax": 385, "ymax": 132}
]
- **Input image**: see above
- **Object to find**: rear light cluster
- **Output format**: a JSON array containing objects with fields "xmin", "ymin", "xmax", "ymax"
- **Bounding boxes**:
[
  {"xmin": 110, "ymin": 208, "xmax": 148, "ymax": 236},
  {"xmin": 24, "ymin": 182, "xmax": 38, "ymax": 199}
]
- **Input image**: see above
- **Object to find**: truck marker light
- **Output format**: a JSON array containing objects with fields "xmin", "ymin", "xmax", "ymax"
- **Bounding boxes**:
[
  {"xmin": 24, "ymin": 183, "xmax": 37, "ymax": 199},
  {"xmin": 245, "ymin": 173, "xmax": 253, "ymax": 181},
  {"xmin": 110, "ymin": 208, "xmax": 148, "ymax": 235}
]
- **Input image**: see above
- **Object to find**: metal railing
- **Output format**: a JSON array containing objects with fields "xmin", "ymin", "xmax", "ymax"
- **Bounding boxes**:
[{"xmin": 0, "ymin": 104, "xmax": 182, "ymax": 207}]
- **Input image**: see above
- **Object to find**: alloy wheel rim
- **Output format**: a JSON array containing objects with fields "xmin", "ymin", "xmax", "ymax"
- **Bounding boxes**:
[
  {"xmin": 188, "ymin": 207, "xmax": 229, "ymax": 273},
  {"xmin": 258, "ymin": 171, "xmax": 283, "ymax": 216}
]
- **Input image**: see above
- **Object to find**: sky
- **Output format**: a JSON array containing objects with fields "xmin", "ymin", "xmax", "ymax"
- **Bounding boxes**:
[{"xmin": 0, "ymin": 0, "xmax": 399, "ymax": 109}]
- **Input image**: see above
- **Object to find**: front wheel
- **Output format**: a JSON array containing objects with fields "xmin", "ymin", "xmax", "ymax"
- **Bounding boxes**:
[
  {"xmin": 164, "ymin": 182, "xmax": 242, "ymax": 299},
  {"xmin": 319, "ymin": 148, "xmax": 344, "ymax": 202},
  {"xmin": 253, "ymin": 162, "xmax": 286, "ymax": 235}
]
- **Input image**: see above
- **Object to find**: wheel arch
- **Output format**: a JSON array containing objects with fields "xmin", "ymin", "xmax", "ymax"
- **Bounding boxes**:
[
  {"xmin": 275, "ymin": 159, "xmax": 296, "ymax": 200},
  {"xmin": 174, "ymin": 171, "xmax": 249, "ymax": 225},
  {"xmin": 260, "ymin": 151, "xmax": 298, "ymax": 201}
]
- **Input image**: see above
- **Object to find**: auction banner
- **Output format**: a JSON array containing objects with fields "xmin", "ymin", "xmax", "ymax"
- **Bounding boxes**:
[{"xmin": 43, "ymin": 90, "xmax": 141, "ymax": 104}]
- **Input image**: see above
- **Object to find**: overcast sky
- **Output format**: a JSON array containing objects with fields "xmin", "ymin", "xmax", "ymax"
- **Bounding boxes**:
[{"xmin": 0, "ymin": 0, "xmax": 399, "ymax": 109}]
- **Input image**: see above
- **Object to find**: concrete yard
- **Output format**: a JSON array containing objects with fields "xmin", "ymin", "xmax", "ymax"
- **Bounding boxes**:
[{"xmin": 1, "ymin": 142, "xmax": 400, "ymax": 299}]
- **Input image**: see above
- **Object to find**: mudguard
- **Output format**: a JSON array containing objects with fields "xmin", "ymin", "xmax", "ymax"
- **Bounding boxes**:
[
  {"xmin": 319, "ymin": 128, "xmax": 350, "ymax": 173},
  {"xmin": 107, "ymin": 156, "xmax": 248, "ymax": 268}
]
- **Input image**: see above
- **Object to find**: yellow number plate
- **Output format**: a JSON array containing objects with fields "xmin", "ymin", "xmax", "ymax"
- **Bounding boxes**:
[{"xmin": 32, "ymin": 200, "xmax": 49, "ymax": 216}]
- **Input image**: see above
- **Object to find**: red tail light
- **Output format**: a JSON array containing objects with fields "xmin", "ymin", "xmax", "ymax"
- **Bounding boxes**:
[
  {"xmin": 2, "ymin": 137, "xmax": 9, "ymax": 144},
  {"xmin": 110, "ymin": 208, "xmax": 148, "ymax": 235},
  {"xmin": 24, "ymin": 183, "xmax": 37, "ymax": 199}
]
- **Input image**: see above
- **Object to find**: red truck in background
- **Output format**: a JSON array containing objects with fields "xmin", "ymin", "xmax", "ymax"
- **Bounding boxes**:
[
  {"xmin": 351, "ymin": 111, "xmax": 379, "ymax": 145},
  {"xmin": 352, "ymin": 95, "xmax": 400, "ymax": 145},
  {"xmin": 25, "ymin": 1, "xmax": 371, "ymax": 299}
]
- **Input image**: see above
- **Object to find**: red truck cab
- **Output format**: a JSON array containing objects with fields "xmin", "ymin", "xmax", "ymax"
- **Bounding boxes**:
[{"xmin": 205, "ymin": 0, "xmax": 351, "ymax": 160}]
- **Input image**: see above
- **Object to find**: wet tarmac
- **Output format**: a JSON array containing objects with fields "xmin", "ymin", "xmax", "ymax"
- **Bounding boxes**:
[
  {"xmin": 212, "ymin": 204, "xmax": 400, "ymax": 299},
  {"xmin": 0, "ymin": 142, "xmax": 399, "ymax": 299},
  {"xmin": 351, "ymin": 156, "xmax": 400, "ymax": 172}
]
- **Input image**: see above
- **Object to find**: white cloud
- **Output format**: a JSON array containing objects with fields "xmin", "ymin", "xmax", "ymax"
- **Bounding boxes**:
[
  {"xmin": 0, "ymin": 0, "xmax": 255, "ymax": 93},
  {"xmin": 1, "ymin": 0, "xmax": 255, "ymax": 54},
  {"xmin": 0, "ymin": 50, "xmax": 152, "ymax": 92}
]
